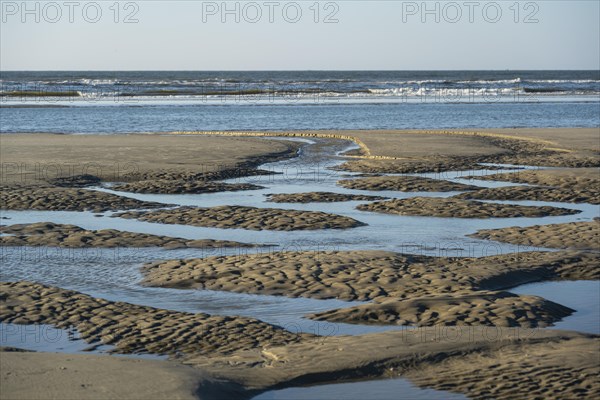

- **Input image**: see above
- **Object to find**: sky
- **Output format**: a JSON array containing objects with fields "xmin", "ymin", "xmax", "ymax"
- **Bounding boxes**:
[{"xmin": 1, "ymin": 0, "xmax": 599, "ymax": 70}]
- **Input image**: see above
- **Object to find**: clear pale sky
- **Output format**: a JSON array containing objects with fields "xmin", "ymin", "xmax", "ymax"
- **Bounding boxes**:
[{"xmin": 1, "ymin": 0, "xmax": 599, "ymax": 70}]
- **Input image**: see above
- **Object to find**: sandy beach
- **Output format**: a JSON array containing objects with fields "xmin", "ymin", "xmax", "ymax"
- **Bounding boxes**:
[{"xmin": 1, "ymin": 129, "xmax": 598, "ymax": 400}]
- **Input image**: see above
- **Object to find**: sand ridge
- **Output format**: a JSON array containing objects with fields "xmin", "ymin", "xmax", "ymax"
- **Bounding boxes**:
[
  {"xmin": 456, "ymin": 185, "xmax": 600, "ymax": 205},
  {"xmin": 0, "ymin": 184, "xmax": 169, "ymax": 212},
  {"xmin": 337, "ymin": 175, "xmax": 481, "ymax": 192},
  {"xmin": 265, "ymin": 191, "xmax": 388, "ymax": 203},
  {"xmin": 184, "ymin": 326, "xmax": 598, "ymax": 399},
  {"xmin": 469, "ymin": 220, "xmax": 600, "ymax": 251},
  {"xmin": 308, "ymin": 291, "xmax": 574, "ymax": 328},
  {"xmin": 141, "ymin": 250, "xmax": 599, "ymax": 301},
  {"xmin": 470, "ymin": 168, "xmax": 600, "ymax": 190},
  {"xmin": 406, "ymin": 336, "xmax": 600, "ymax": 400},
  {"xmin": 458, "ymin": 167, "xmax": 600, "ymax": 204},
  {"xmin": 141, "ymin": 250, "xmax": 598, "ymax": 327},
  {"xmin": 332, "ymin": 128, "xmax": 599, "ymax": 173},
  {"xmin": 0, "ymin": 222, "xmax": 257, "ymax": 249},
  {"xmin": 0, "ymin": 281, "xmax": 306, "ymax": 356},
  {"xmin": 355, "ymin": 196, "xmax": 580, "ymax": 218},
  {"xmin": 114, "ymin": 205, "xmax": 366, "ymax": 231},
  {"xmin": 112, "ymin": 180, "xmax": 264, "ymax": 194},
  {"xmin": 334, "ymin": 158, "xmax": 504, "ymax": 174}
]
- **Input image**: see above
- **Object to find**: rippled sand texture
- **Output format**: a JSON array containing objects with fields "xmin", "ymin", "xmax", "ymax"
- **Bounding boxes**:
[
  {"xmin": 356, "ymin": 197, "xmax": 580, "ymax": 218},
  {"xmin": 0, "ymin": 185, "xmax": 169, "ymax": 212},
  {"xmin": 0, "ymin": 281, "xmax": 306, "ymax": 355},
  {"xmin": 469, "ymin": 220, "xmax": 600, "ymax": 251},
  {"xmin": 337, "ymin": 175, "xmax": 480, "ymax": 192},
  {"xmin": 142, "ymin": 250, "xmax": 598, "ymax": 326},
  {"xmin": 114, "ymin": 206, "xmax": 366, "ymax": 231},
  {"xmin": 459, "ymin": 167, "xmax": 600, "ymax": 204},
  {"xmin": 1, "ymin": 129, "xmax": 599, "ymax": 400},
  {"xmin": 0, "ymin": 222, "xmax": 256, "ymax": 249},
  {"xmin": 265, "ymin": 192, "xmax": 388, "ymax": 203}
]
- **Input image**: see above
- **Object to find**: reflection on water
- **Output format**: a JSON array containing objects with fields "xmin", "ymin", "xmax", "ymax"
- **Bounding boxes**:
[
  {"xmin": 251, "ymin": 376, "xmax": 467, "ymax": 400},
  {"xmin": 511, "ymin": 280, "xmax": 600, "ymax": 335}
]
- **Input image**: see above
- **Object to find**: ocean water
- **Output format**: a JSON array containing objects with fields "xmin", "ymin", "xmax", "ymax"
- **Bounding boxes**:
[{"xmin": 1, "ymin": 70, "xmax": 599, "ymax": 132}]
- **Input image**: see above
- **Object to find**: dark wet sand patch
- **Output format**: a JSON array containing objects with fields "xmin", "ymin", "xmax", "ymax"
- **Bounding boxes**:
[
  {"xmin": 112, "ymin": 180, "xmax": 264, "ymax": 194},
  {"xmin": 455, "ymin": 185, "xmax": 600, "ymax": 205},
  {"xmin": 114, "ymin": 205, "xmax": 366, "ymax": 231},
  {"xmin": 338, "ymin": 175, "xmax": 481, "ymax": 192},
  {"xmin": 265, "ymin": 192, "xmax": 388, "ymax": 203},
  {"xmin": 0, "ymin": 281, "xmax": 305, "ymax": 356},
  {"xmin": 356, "ymin": 197, "xmax": 579, "ymax": 218},
  {"xmin": 0, "ymin": 222, "xmax": 257, "ymax": 249},
  {"xmin": 406, "ymin": 336, "xmax": 600, "ymax": 400},
  {"xmin": 309, "ymin": 291, "xmax": 574, "ymax": 328},
  {"xmin": 469, "ymin": 220, "xmax": 600, "ymax": 251},
  {"xmin": 141, "ymin": 250, "xmax": 597, "ymax": 327},
  {"xmin": 1, "ymin": 185, "xmax": 169, "ymax": 213}
]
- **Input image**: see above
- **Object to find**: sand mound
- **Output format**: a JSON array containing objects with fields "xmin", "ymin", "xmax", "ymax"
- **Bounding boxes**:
[
  {"xmin": 112, "ymin": 180, "xmax": 264, "ymax": 194},
  {"xmin": 265, "ymin": 192, "xmax": 387, "ymax": 203},
  {"xmin": 338, "ymin": 175, "xmax": 480, "ymax": 192},
  {"xmin": 0, "ymin": 222, "xmax": 255, "ymax": 249},
  {"xmin": 469, "ymin": 220, "xmax": 600, "ymax": 251},
  {"xmin": 309, "ymin": 291, "xmax": 574, "ymax": 328},
  {"xmin": 114, "ymin": 205, "xmax": 366, "ymax": 231},
  {"xmin": 0, "ymin": 281, "xmax": 305, "ymax": 356},
  {"xmin": 335, "ymin": 159, "xmax": 502, "ymax": 174},
  {"xmin": 1, "ymin": 185, "xmax": 168, "ymax": 213},
  {"xmin": 356, "ymin": 197, "xmax": 579, "ymax": 218},
  {"xmin": 141, "ymin": 250, "xmax": 597, "ymax": 328},
  {"xmin": 472, "ymin": 168, "xmax": 600, "ymax": 189},
  {"xmin": 456, "ymin": 185, "xmax": 599, "ymax": 205},
  {"xmin": 142, "ymin": 250, "xmax": 598, "ymax": 301},
  {"xmin": 406, "ymin": 336, "xmax": 600, "ymax": 400}
]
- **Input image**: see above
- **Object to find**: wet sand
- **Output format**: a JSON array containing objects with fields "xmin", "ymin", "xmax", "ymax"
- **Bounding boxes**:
[
  {"xmin": 334, "ymin": 128, "xmax": 599, "ymax": 173},
  {"xmin": 0, "ymin": 133, "xmax": 297, "ymax": 184},
  {"xmin": 460, "ymin": 167, "xmax": 600, "ymax": 204},
  {"xmin": 185, "ymin": 327, "xmax": 598, "ymax": 400},
  {"xmin": 406, "ymin": 336, "xmax": 600, "ymax": 400},
  {"xmin": 0, "ymin": 134, "xmax": 299, "ymax": 216},
  {"xmin": 0, "ymin": 185, "xmax": 169, "ymax": 212},
  {"xmin": 265, "ymin": 192, "xmax": 388, "ymax": 203},
  {"xmin": 337, "ymin": 176, "xmax": 480, "ymax": 192},
  {"xmin": 1, "ymin": 129, "xmax": 599, "ymax": 400},
  {"xmin": 0, "ymin": 281, "xmax": 305, "ymax": 356},
  {"xmin": 2, "ymin": 320, "xmax": 597, "ymax": 400},
  {"xmin": 114, "ymin": 205, "xmax": 366, "ymax": 231},
  {"xmin": 456, "ymin": 185, "xmax": 599, "ymax": 205},
  {"xmin": 141, "ymin": 250, "xmax": 597, "ymax": 327},
  {"xmin": 356, "ymin": 197, "xmax": 580, "ymax": 218},
  {"xmin": 469, "ymin": 220, "xmax": 600, "ymax": 251},
  {"xmin": 112, "ymin": 180, "xmax": 264, "ymax": 194},
  {"xmin": 141, "ymin": 250, "xmax": 598, "ymax": 302},
  {"xmin": 0, "ymin": 350, "xmax": 207, "ymax": 400},
  {"xmin": 2, "ymin": 281, "xmax": 597, "ymax": 400},
  {"xmin": 0, "ymin": 222, "xmax": 256, "ymax": 249},
  {"xmin": 309, "ymin": 291, "xmax": 574, "ymax": 328},
  {"xmin": 471, "ymin": 167, "xmax": 599, "ymax": 189}
]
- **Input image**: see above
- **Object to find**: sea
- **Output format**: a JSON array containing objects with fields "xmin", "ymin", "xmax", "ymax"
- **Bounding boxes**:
[{"xmin": 1, "ymin": 70, "xmax": 599, "ymax": 133}]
